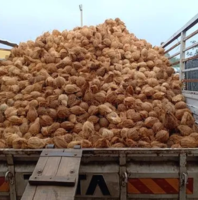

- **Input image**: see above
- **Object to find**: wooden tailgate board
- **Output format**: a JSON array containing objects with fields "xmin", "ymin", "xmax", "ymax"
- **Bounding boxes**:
[{"xmin": 21, "ymin": 149, "xmax": 82, "ymax": 200}]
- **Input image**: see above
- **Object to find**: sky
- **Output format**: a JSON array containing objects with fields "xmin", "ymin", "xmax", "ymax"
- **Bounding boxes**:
[{"xmin": 1, "ymin": 0, "xmax": 198, "ymax": 48}]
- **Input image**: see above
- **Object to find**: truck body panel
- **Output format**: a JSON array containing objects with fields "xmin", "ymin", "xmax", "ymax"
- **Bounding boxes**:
[
  {"xmin": 1, "ymin": 148, "xmax": 198, "ymax": 200},
  {"xmin": 1, "ymin": 10, "xmax": 198, "ymax": 200}
]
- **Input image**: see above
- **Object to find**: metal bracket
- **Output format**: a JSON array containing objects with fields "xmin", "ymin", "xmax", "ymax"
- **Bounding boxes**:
[
  {"xmin": 40, "ymin": 149, "xmax": 82, "ymax": 157},
  {"xmin": 5, "ymin": 171, "xmax": 14, "ymax": 185},
  {"xmin": 45, "ymin": 144, "xmax": 55, "ymax": 149},
  {"xmin": 181, "ymin": 173, "xmax": 188, "ymax": 186}
]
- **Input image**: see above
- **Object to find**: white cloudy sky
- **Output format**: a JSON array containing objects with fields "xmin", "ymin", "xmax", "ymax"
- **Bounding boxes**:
[{"xmin": 1, "ymin": 0, "xmax": 198, "ymax": 47}]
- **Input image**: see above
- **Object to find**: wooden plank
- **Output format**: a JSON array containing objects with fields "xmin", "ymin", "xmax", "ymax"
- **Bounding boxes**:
[
  {"xmin": 55, "ymin": 154, "xmax": 81, "ymax": 198},
  {"xmin": 21, "ymin": 185, "xmax": 37, "ymax": 200},
  {"xmin": 21, "ymin": 157, "xmax": 48, "ymax": 200},
  {"xmin": 30, "ymin": 157, "xmax": 48, "ymax": 178},
  {"xmin": 32, "ymin": 157, "xmax": 62, "ymax": 200}
]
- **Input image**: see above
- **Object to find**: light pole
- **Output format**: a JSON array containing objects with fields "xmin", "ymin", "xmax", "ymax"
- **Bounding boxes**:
[{"xmin": 79, "ymin": 4, "xmax": 83, "ymax": 27}]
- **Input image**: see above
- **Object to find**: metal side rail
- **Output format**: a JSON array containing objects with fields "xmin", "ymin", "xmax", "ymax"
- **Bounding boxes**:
[{"xmin": 21, "ymin": 146, "xmax": 82, "ymax": 200}]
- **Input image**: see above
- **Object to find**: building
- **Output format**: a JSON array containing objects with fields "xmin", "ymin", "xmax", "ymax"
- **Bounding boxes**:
[{"xmin": 0, "ymin": 48, "xmax": 11, "ymax": 60}]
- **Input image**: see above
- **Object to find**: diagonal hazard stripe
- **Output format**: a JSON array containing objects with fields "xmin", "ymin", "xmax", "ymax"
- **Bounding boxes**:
[
  {"xmin": 154, "ymin": 179, "xmax": 178, "ymax": 194},
  {"xmin": 165, "ymin": 178, "xmax": 179, "ymax": 192},
  {"xmin": 139, "ymin": 179, "xmax": 166, "ymax": 194},
  {"xmin": 128, "ymin": 178, "xmax": 194, "ymax": 195},
  {"xmin": 187, "ymin": 178, "xmax": 193, "ymax": 194},
  {"xmin": 0, "ymin": 177, "xmax": 5, "ymax": 186},
  {"xmin": 128, "ymin": 179, "xmax": 153, "ymax": 194},
  {"xmin": 127, "ymin": 181, "xmax": 140, "ymax": 194},
  {"xmin": 0, "ymin": 182, "xmax": 9, "ymax": 192}
]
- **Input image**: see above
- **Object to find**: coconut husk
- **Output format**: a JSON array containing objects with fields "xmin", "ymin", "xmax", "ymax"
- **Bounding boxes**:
[
  {"xmin": 106, "ymin": 112, "xmax": 121, "ymax": 124},
  {"xmin": 20, "ymin": 121, "xmax": 29, "ymax": 135},
  {"xmin": 189, "ymin": 132, "xmax": 198, "ymax": 141},
  {"xmin": 88, "ymin": 105, "xmax": 99, "ymax": 115},
  {"xmin": 94, "ymin": 138, "xmax": 110, "ymax": 148},
  {"xmin": 40, "ymin": 115, "xmax": 53, "ymax": 127},
  {"xmin": 152, "ymin": 122, "xmax": 164, "ymax": 133},
  {"xmin": 61, "ymin": 121, "xmax": 74, "ymax": 130},
  {"xmin": 125, "ymin": 138, "xmax": 137, "ymax": 147},
  {"xmin": 181, "ymin": 112, "xmax": 195, "ymax": 127},
  {"xmin": 8, "ymin": 116, "xmax": 23, "ymax": 125},
  {"xmin": 28, "ymin": 118, "xmax": 40, "ymax": 136},
  {"xmin": 111, "ymin": 142, "xmax": 126, "ymax": 148},
  {"xmin": 4, "ymin": 107, "xmax": 17, "ymax": 118},
  {"xmin": 64, "ymin": 134, "xmax": 73, "ymax": 143},
  {"xmin": 27, "ymin": 137, "xmax": 46, "ymax": 149},
  {"xmin": 82, "ymin": 121, "xmax": 94, "ymax": 139},
  {"xmin": 12, "ymin": 138, "xmax": 28, "ymax": 149},
  {"xmin": 70, "ymin": 106, "xmax": 86, "ymax": 115},
  {"xmin": 47, "ymin": 108, "xmax": 57, "ymax": 120},
  {"xmin": 172, "ymin": 94, "xmax": 185, "ymax": 103},
  {"xmin": 155, "ymin": 130, "xmax": 169, "ymax": 143},
  {"xmin": 180, "ymin": 136, "xmax": 198, "ymax": 148},
  {"xmin": 0, "ymin": 139, "xmax": 6, "ymax": 148},
  {"xmin": 171, "ymin": 143, "xmax": 181, "ymax": 148},
  {"xmin": 138, "ymin": 140, "xmax": 151, "ymax": 148},
  {"xmin": 175, "ymin": 101, "xmax": 187, "ymax": 109},
  {"xmin": 144, "ymin": 117, "xmax": 159, "ymax": 128},
  {"xmin": 81, "ymin": 140, "xmax": 92, "ymax": 148},
  {"xmin": 151, "ymin": 141, "xmax": 167, "ymax": 148},
  {"xmin": 67, "ymin": 141, "xmax": 82, "ymax": 148},
  {"xmin": 98, "ymin": 104, "xmax": 112, "ymax": 115},
  {"xmin": 57, "ymin": 106, "xmax": 70, "ymax": 119},
  {"xmin": 54, "ymin": 128, "xmax": 67, "ymax": 137},
  {"xmin": 178, "ymin": 125, "xmax": 193, "ymax": 136},
  {"xmin": 54, "ymin": 136, "xmax": 68, "ymax": 148},
  {"xmin": 164, "ymin": 111, "xmax": 178, "ymax": 131},
  {"xmin": 127, "ymin": 127, "xmax": 140, "ymax": 141},
  {"xmin": 139, "ymin": 127, "xmax": 154, "ymax": 142}
]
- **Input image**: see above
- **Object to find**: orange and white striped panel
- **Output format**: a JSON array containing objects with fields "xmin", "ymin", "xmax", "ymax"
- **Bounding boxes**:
[
  {"xmin": 0, "ymin": 177, "xmax": 9, "ymax": 192},
  {"xmin": 128, "ymin": 178, "xmax": 193, "ymax": 194}
]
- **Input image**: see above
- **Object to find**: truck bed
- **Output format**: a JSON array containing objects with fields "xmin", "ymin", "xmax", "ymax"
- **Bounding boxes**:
[{"xmin": 0, "ymin": 148, "xmax": 198, "ymax": 200}]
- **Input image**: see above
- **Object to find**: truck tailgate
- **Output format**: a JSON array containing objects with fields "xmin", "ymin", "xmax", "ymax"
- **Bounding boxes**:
[{"xmin": 0, "ymin": 148, "xmax": 198, "ymax": 200}]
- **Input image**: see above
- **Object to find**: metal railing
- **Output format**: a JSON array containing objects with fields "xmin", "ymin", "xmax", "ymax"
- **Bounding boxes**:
[
  {"xmin": 161, "ymin": 13, "xmax": 198, "ymax": 92},
  {"xmin": 161, "ymin": 13, "xmax": 198, "ymax": 122}
]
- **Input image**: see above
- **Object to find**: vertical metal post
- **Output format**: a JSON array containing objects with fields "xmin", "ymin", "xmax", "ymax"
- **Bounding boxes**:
[
  {"xmin": 180, "ymin": 31, "xmax": 186, "ymax": 82},
  {"xmin": 6, "ymin": 155, "xmax": 16, "ymax": 200},
  {"xmin": 79, "ymin": 4, "xmax": 83, "ymax": 27},
  {"xmin": 179, "ymin": 153, "xmax": 187, "ymax": 200},
  {"xmin": 119, "ymin": 154, "xmax": 127, "ymax": 200}
]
